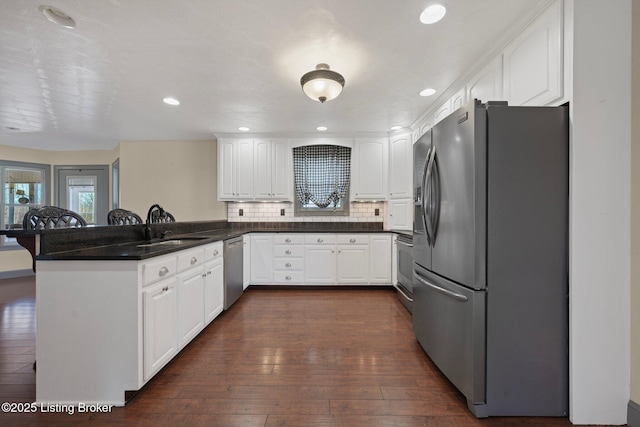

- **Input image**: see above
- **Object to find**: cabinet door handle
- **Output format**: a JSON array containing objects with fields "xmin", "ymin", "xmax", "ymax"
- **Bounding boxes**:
[
  {"xmin": 285, "ymin": 275, "xmax": 291, "ymax": 280},
  {"xmin": 285, "ymin": 250, "xmax": 291, "ymax": 255},
  {"xmin": 214, "ymin": 250, "xmax": 219, "ymax": 256},
  {"xmin": 159, "ymin": 266, "xmax": 169, "ymax": 277},
  {"xmin": 350, "ymin": 238, "xmax": 356, "ymax": 243},
  {"xmin": 285, "ymin": 238, "xmax": 291, "ymax": 243},
  {"xmin": 202, "ymin": 273, "xmax": 207, "ymax": 278},
  {"xmin": 207, "ymin": 271, "xmax": 211, "ymax": 275},
  {"xmin": 317, "ymin": 238, "xmax": 323, "ymax": 243},
  {"xmin": 286, "ymin": 262, "xmax": 291, "ymax": 267},
  {"xmin": 162, "ymin": 286, "xmax": 168, "ymax": 292}
]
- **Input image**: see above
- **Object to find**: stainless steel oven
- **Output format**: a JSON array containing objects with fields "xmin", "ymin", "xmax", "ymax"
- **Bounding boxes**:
[{"xmin": 395, "ymin": 234, "xmax": 414, "ymax": 313}]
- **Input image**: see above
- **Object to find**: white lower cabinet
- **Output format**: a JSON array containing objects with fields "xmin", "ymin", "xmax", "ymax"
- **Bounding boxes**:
[
  {"xmin": 369, "ymin": 234, "xmax": 392, "ymax": 283},
  {"xmin": 304, "ymin": 245, "xmax": 336, "ymax": 283},
  {"xmin": 250, "ymin": 234, "xmax": 273, "ymax": 283},
  {"xmin": 243, "ymin": 235, "xmax": 251, "ymax": 290},
  {"xmin": 204, "ymin": 259, "xmax": 224, "ymax": 323},
  {"xmin": 336, "ymin": 235, "xmax": 369, "ymax": 284},
  {"xmin": 143, "ymin": 277, "xmax": 178, "ymax": 382},
  {"xmin": 246, "ymin": 233, "xmax": 394, "ymax": 286},
  {"xmin": 177, "ymin": 267, "xmax": 206, "ymax": 349}
]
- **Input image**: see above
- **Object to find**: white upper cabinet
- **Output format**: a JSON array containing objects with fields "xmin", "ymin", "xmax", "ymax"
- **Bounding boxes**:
[
  {"xmin": 502, "ymin": 0, "xmax": 563, "ymax": 106},
  {"xmin": 217, "ymin": 139, "xmax": 254, "ymax": 200},
  {"xmin": 352, "ymin": 139, "xmax": 388, "ymax": 201},
  {"xmin": 451, "ymin": 87, "xmax": 467, "ymax": 111},
  {"xmin": 467, "ymin": 55, "xmax": 504, "ymax": 103},
  {"xmin": 388, "ymin": 134, "xmax": 412, "ymax": 199},
  {"xmin": 386, "ymin": 199, "xmax": 413, "ymax": 231},
  {"xmin": 253, "ymin": 139, "xmax": 292, "ymax": 201},
  {"xmin": 433, "ymin": 98, "xmax": 452, "ymax": 125}
]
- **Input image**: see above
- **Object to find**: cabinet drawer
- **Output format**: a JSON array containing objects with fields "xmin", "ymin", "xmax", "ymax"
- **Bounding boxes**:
[
  {"xmin": 204, "ymin": 242, "xmax": 223, "ymax": 261},
  {"xmin": 273, "ymin": 245, "xmax": 304, "ymax": 258},
  {"xmin": 142, "ymin": 254, "xmax": 177, "ymax": 286},
  {"xmin": 273, "ymin": 258, "xmax": 304, "ymax": 270},
  {"xmin": 273, "ymin": 271, "xmax": 304, "ymax": 284},
  {"xmin": 177, "ymin": 248, "xmax": 206, "ymax": 272},
  {"xmin": 337, "ymin": 234, "xmax": 368, "ymax": 245},
  {"xmin": 304, "ymin": 234, "xmax": 336, "ymax": 245},
  {"xmin": 273, "ymin": 234, "xmax": 304, "ymax": 245}
]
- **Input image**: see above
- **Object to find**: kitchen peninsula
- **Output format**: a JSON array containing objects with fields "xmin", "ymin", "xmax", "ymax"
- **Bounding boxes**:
[{"xmin": 27, "ymin": 220, "xmax": 392, "ymax": 406}]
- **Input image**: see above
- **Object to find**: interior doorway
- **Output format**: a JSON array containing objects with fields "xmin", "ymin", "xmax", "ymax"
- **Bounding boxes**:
[{"xmin": 55, "ymin": 165, "xmax": 109, "ymax": 225}]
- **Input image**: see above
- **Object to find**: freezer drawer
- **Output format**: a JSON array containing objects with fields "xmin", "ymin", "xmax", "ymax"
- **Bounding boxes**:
[{"xmin": 412, "ymin": 264, "xmax": 486, "ymax": 415}]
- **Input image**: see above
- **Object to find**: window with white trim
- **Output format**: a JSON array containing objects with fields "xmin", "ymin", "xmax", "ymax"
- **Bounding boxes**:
[{"xmin": 0, "ymin": 160, "xmax": 51, "ymax": 248}]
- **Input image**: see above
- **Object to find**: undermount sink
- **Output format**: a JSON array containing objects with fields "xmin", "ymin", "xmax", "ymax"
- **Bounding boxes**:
[{"xmin": 136, "ymin": 236, "xmax": 209, "ymax": 248}]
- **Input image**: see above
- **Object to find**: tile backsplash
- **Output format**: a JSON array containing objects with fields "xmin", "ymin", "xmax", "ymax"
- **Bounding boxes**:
[{"xmin": 227, "ymin": 202, "xmax": 385, "ymax": 223}]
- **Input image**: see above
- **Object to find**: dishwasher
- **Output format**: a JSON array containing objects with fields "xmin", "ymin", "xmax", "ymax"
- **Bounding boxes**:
[{"xmin": 224, "ymin": 236, "xmax": 244, "ymax": 309}]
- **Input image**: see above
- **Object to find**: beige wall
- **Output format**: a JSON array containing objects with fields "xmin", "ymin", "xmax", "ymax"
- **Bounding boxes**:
[
  {"xmin": 631, "ymin": 0, "xmax": 640, "ymax": 405},
  {"xmin": 0, "ymin": 145, "xmax": 118, "ymax": 273},
  {"xmin": 118, "ymin": 140, "xmax": 226, "ymax": 222},
  {"xmin": 1, "ymin": 140, "xmax": 227, "ymax": 273}
]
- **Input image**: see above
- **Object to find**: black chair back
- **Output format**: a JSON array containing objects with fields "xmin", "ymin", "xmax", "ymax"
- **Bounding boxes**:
[{"xmin": 23, "ymin": 206, "xmax": 87, "ymax": 229}]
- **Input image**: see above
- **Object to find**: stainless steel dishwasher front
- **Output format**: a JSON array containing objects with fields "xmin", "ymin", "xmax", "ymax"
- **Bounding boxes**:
[{"xmin": 224, "ymin": 236, "xmax": 244, "ymax": 309}]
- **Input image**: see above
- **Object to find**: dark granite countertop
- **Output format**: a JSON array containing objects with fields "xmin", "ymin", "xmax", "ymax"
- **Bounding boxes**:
[{"xmin": 27, "ymin": 221, "xmax": 399, "ymax": 261}]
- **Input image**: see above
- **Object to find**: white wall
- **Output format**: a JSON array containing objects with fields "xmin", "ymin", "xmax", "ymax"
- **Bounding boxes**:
[
  {"xmin": 630, "ymin": 0, "xmax": 640, "ymax": 416},
  {"xmin": 569, "ymin": 0, "xmax": 631, "ymax": 424}
]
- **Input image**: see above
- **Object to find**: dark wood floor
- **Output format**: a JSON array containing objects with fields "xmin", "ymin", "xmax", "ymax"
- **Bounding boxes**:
[{"xmin": 0, "ymin": 276, "xmax": 578, "ymax": 426}]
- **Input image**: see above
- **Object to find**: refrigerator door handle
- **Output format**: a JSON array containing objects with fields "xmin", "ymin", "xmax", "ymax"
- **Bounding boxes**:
[
  {"xmin": 430, "ymin": 149, "xmax": 441, "ymax": 244},
  {"xmin": 414, "ymin": 270, "xmax": 468, "ymax": 302},
  {"xmin": 422, "ymin": 147, "xmax": 433, "ymax": 245},
  {"xmin": 424, "ymin": 146, "xmax": 437, "ymax": 246}
]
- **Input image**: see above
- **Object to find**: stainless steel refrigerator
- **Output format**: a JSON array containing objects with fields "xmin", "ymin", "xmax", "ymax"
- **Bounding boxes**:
[{"xmin": 412, "ymin": 99, "xmax": 568, "ymax": 418}]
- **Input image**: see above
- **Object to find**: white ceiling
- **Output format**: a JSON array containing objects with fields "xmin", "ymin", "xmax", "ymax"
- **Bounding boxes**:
[{"xmin": 0, "ymin": 0, "xmax": 546, "ymax": 151}]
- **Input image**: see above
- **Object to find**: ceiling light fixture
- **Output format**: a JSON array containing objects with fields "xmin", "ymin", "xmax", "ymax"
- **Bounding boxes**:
[
  {"xmin": 420, "ymin": 88, "xmax": 436, "ymax": 97},
  {"xmin": 39, "ymin": 5, "xmax": 76, "ymax": 28},
  {"xmin": 317, "ymin": 126, "xmax": 328, "ymax": 131},
  {"xmin": 163, "ymin": 97, "xmax": 180, "ymax": 106},
  {"xmin": 420, "ymin": 4, "xmax": 447, "ymax": 24},
  {"xmin": 238, "ymin": 126, "xmax": 250, "ymax": 132},
  {"xmin": 300, "ymin": 63, "xmax": 345, "ymax": 103},
  {"xmin": 390, "ymin": 126, "xmax": 402, "ymax": 131}
]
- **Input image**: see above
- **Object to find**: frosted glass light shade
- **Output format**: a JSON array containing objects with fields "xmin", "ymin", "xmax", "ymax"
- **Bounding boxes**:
[{"xmin": 300, "ymin": 64, "xmax": 345, "ymax": 103}]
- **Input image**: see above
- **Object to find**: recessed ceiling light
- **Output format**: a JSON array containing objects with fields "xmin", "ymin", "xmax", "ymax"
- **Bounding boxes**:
[
  {"xmin": 420, "ymin": 88, "xmax": 436, "ymax": 97},
  {"xmin": 163, "ymin": 97, "xmax": 180, "ymax": 106},
  {"xmin": 420, "ymin": 4, "xmax": 447, "ymax": 24},
  {"xmin": 238, "ymin": 126, "xmax": 250, "ymax": 132},
  {"xmin": 39, "ymin": 5, "xmax": 76, "ymax": 29},
  {"xmin": 317, "ymin": 126, "xmax": 328, "ymax": 131},
  {"xmin": 390, "ymin": 126, "xmax": 402, "ymax": 131}
]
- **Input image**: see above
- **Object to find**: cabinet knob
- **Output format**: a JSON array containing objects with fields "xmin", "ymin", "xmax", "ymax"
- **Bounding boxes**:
[
  {"xmin": 214, "ymin": 250, "xmax": 219, "ymax": 256},
  {"xmin": 162, "ymin": 286, "xmax": 168, "ymax": 292},
  {"xmin": 286, "ymin": 262, "xmax": 291, "ymax": 267},
  {"xmin": 202, "ymin": 273, "xmax": 207, "ymax": 278},
  {"xmin": 285, "ymin": 238, "xmax": 291, "ymax": 243},
  {"xmin": 285, "ymin": 275, "xmax": 291, "ymax": 280},
  {"xmin": 159, "ymin": 266, "xmax": 169, "ymax": 277},
  {"xmin": 285, "ymin": 250, "xmax": 291, "ymax": 255},
  {"xmin": 350, "ymin": 238, "xmax": 356, "ymax": 243},
  {"xmin": 191, "ymin": 257, "xmax": 198, "ymax": 265},
  {"xmin": 317, "ymin": 238, "xmax": 323, "ymax": 243},
  {"xmin": 207, "ymin": 271, "xmax": 211, "ymax": 275}
]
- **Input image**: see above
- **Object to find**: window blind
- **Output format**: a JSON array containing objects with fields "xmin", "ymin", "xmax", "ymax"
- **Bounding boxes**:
[{"xmin": 293, "ymin": 145, "xmax": 351, "ymax": 209}]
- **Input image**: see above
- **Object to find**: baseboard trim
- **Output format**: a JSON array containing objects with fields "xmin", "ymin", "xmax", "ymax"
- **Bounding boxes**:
[
  {"xmin": 628, "ymin": 400, "xmax": 640, "ymax": 427},
  {"xmin": 0, "ymin": 269, "xmax": 34, "ymax": 280}
]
